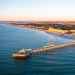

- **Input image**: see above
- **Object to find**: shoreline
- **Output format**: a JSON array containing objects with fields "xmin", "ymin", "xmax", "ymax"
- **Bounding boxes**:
[{"xmin": 9, "ymin": 23, "xmax": 75, "ymax": 37}]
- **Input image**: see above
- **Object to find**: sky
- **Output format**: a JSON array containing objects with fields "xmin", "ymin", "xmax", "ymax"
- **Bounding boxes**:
[{"xmin": 0, "ymin": 0, "xmax": 75, "ymax": 21}]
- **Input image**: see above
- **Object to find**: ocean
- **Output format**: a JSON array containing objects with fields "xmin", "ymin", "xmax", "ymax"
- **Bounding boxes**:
[{"xmin": 0, "ymin": 23, "xmax": 75, "ymax": 75}]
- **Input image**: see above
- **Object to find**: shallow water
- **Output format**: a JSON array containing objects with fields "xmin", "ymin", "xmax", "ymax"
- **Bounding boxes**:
[{"xmin": 0, "ymin": 23, "xmax": 75, "ymax": 75}]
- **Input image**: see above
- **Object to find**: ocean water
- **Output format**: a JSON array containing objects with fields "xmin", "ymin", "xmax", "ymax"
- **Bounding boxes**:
[{"xmin": 0, "ymin": 23, "xmax": 75, "ymax": 75}]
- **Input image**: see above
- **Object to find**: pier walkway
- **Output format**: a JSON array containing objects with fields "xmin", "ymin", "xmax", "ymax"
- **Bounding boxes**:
[
  {"xmin": 31, "ymin": 41, "xmax": 75, "ymax": 55},
  {"xmin": 12, "ymin": 40, "xmax": 75, "ymax": 59}
]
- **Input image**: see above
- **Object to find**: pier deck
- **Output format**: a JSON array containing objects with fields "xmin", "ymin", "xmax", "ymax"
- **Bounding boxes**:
[
  {"xmin": 12, "ymin": 40, "xmax": 75, "ymax": 59},
  {"xmin": 31, "ymin": 41, "xmax": 75, "ymax": 55}
]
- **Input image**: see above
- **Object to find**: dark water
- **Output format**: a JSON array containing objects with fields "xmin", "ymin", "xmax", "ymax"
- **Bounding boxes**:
[{"xmin": 0, "ymin": 23, "xmax": 75, "ymax": 75}]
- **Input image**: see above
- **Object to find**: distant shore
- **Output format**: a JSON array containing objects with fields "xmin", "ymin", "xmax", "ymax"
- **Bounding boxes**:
[{"xmin": 8, "ymin": 21, "xmax": 75, "ymax": 36}]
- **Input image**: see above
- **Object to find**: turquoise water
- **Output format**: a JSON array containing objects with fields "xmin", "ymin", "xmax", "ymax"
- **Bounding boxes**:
[{"xmin": 0, "ymin": 23, "xmax": 75, "ymax": 75}]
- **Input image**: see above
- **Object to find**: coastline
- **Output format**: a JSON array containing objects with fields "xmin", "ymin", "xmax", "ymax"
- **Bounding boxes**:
[{"xmin": 9, "ymin": 23, "xmax": 75, "ymax": 37}]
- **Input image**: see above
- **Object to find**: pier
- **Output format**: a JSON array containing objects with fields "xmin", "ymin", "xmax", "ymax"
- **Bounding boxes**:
[
  {"xmin": 12, "ymin": 40, "xmax": 75, "ymax": 59},
  {"xmin": 31, "ymin": 41, "xmax": 75, "ymax": 55}
]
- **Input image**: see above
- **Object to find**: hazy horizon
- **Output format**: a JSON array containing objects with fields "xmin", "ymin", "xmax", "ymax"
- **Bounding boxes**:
[{"xmin": 0, "ymin": 0, "xmax": 75, "ymax": 21}]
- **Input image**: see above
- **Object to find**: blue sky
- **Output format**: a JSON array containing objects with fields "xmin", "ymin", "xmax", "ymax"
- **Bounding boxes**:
[{"xmin": 0, "ymin": 0, "xmax": 75, "ymax": 20}]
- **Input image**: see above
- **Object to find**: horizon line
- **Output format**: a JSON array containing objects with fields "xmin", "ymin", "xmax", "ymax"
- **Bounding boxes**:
[{"xmin": 0, "ymin": 16, "xmax": 75, "ymax": 21}]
